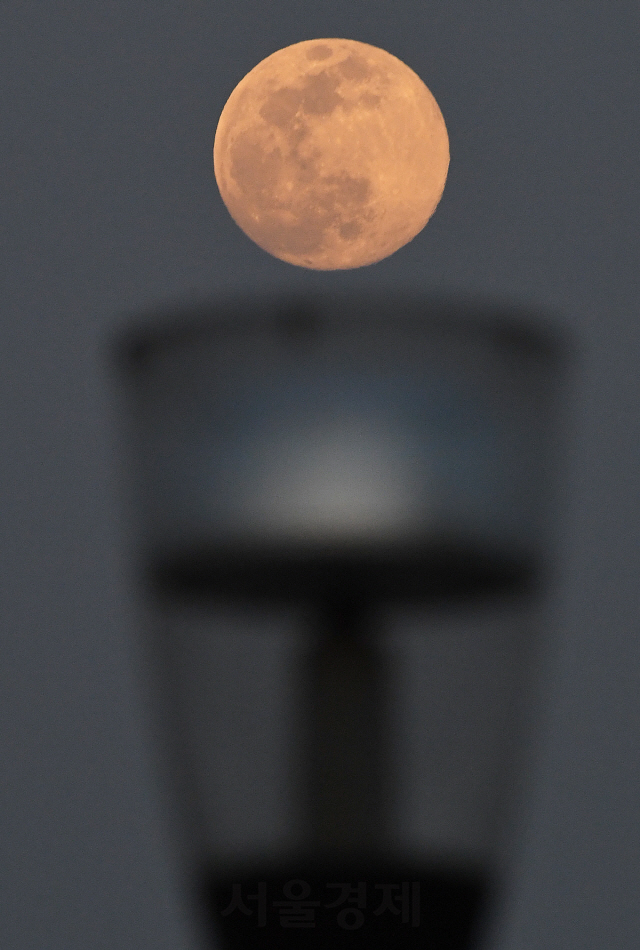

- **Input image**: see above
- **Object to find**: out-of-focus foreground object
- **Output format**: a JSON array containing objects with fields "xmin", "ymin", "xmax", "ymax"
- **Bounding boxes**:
[{"xmin": 113, "ymin": 292, "xmax": 566, "ymax": 950}]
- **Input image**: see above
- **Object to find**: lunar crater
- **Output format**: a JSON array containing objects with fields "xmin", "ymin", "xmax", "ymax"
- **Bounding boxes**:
[
  {"xmin": 306, "ymin": 44, "xmax": 333, "ymax": 61},
  {"xmin": 338, "ymin": 53, "xmax": 372, "ymax": 81}
]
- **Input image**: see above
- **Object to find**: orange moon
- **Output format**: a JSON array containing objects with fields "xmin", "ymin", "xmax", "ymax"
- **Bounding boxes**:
[{"xmin": 213, "ymin": 39, "xmax": 449, "ymax": 270}]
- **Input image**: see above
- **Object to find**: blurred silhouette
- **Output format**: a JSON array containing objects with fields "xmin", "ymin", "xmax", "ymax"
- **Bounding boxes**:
[{"xmin": 114, "ymin": 292, "xmax": 564, "ymax": 950}]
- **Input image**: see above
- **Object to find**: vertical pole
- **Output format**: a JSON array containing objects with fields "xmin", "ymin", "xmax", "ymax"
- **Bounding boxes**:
[{"xmin": 304, "ymin": 597, "xmax": 389, "ymax": 859}]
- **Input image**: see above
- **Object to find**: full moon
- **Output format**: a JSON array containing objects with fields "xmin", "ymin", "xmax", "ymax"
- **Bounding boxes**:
[{"xmin": 214, "ymin": 39, "xmax": 449, "ymax": 270}]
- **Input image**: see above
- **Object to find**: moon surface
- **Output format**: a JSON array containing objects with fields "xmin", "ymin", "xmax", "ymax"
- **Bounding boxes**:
[{"xmin": 214, "ymin": 39, "xmax": 449, "ymax": 270}]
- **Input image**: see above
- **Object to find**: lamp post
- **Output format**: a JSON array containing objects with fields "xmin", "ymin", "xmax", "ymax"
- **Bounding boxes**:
[{"xmin": 115, "ymin": 291, "xmax": 563, "ymax": 950}]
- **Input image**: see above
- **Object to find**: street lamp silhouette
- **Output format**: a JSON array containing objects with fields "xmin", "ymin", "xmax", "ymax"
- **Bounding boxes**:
[{"xmin": 115, "ymin": 291, "xmax": 563, "ymax": 950}]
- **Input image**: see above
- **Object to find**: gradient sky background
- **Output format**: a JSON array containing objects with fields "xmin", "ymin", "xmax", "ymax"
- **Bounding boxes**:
[{"xmin": 2, "ymin": 3, "xmax": 640, "ymax": 949}]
